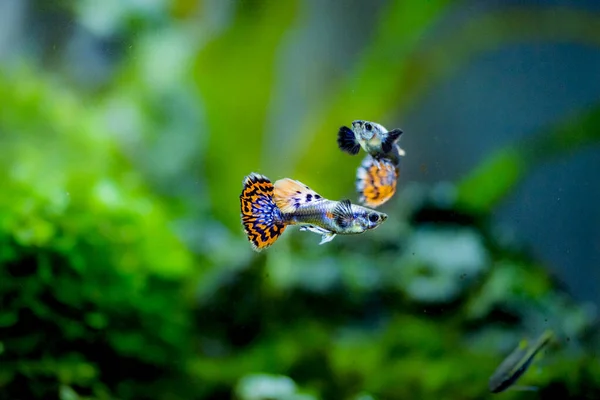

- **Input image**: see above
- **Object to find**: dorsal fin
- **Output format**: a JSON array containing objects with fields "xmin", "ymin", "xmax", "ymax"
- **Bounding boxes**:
[
  {"xmin": 273, "ymin": 178, "xmax": 323, "ymax": 214},
  {"xmin": 381, "ymin": 128, "xmax": 403, "ymax": 153},
  {"xmin": 332, "ymin": 199, "xmax": 354, "ymax": 228}
]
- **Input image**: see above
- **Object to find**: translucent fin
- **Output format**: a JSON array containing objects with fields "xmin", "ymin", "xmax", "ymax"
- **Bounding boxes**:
[
  {"xmin": 273, "ymin": 178, "xmax": 323, "ymax": 214},
  {"xmin": 240, "ymin": 173, "xmax": 287, "ymax": 251},
  {"xmin": 381, "ymin": 128, "xmax": 403, "ymax": 153},
  {"xmin": 332, "ymin": 199, "xmax": 354, "ymax": 228},
  {"xmin": 337, "ymin": 126, "xmax": 361, "ymax": 155},
  {"xmin": 396, "ymin": 143, "xmax": 406, "ymax": 157},
  {"xmin": 319, "ymin": 232, "xmax": 337, "ymax": 245},
  {"xmin": 299, "ymin": 225, "xmax": 330, "ymax": 235},
  {"xmin": 355, "ymin": 155, "xmax": 399, "ymax": 208},
  {"xmin": 299, "ymin": 225, "xmax": 336, "ymax": 245}
]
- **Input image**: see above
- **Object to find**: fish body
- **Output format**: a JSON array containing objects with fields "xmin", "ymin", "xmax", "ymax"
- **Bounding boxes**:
[
  {"xmin": 337, "ymin": 120, "xmax": 405, "ymax": 165},
  {"xmin": 489, "ymin": 330, "xmax": 554, "ymax": 394},
  {"xmin": 240, "ymin": 173, "xmax": 387, "ymax": 251},
  {"xmin": 337, "ymin": 120, "xmax": 406, "ymax": 208}
]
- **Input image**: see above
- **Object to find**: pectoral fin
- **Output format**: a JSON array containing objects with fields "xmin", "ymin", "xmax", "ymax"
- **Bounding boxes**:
[{"xmin": 332, "ymin": 199, "xmax": 354, "ymax": 229}]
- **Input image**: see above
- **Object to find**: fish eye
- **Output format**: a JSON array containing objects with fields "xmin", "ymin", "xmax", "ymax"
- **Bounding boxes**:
[
  {"xmin": 368, "ymin": 213, "xmax": 379, "ymax": 223},
  {"xmin": 365, "ymin": 123, "xmax": 372, "ymax": 131}
]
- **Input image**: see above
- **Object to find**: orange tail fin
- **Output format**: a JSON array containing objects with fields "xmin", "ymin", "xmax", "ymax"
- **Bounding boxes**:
[
  {"xmin": 355, "ymin": 155, "xmax": 399, "ymax": 208},
  {"xmin": 240, "ymin": 173, "xmax": 287, "ymax": 251}
]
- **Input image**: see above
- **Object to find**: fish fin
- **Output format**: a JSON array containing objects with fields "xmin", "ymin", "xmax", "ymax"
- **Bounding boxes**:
[
  {"xmin": 381, "ymin": 128, "xmax": 403, "ymax": 153},
  {"xmin": 240, "ymin": 173, "xmax": 287, "ymax": 251},
  {"xmin": 298, "ymin": 225, "xmax": 336, "ymax": 244},
  {"xmin": 356, "ymin": 155, "xmax": 399, "ymax": 208},
  {"xmin": 337, "ymin": 126, "xmax": 361, "ymax": 155},
  {"xmin": 396, "ymin": 143, "xmax": 406, "ymax": 157},
  {"xmin": 319, "ymin": 232, "xmax": 337, "ymax": 245},
  {"xmin": 332, "ymin": 199, "xmax": 354, "ymax": 228},
  {"xmin": 273, "ymin": 178, "xmax": 323, "ymax": 214},
  {"xmin": 299, "ymin": 225, "xmax": 330, "ymax": 236}
]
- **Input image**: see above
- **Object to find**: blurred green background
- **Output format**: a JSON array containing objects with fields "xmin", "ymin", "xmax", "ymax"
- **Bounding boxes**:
[{"xmin": 1, "ymin": 1, "xmax": 600, "ymax": 399}]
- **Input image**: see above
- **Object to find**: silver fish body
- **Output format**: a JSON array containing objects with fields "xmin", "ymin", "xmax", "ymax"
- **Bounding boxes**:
[
  {"xmin": 283, "ymin": 199, "xmax": 387, "ymax": 234},
  {"xmin": 351, "ymin": 120, "xmax": 405, "ymax": 165}
]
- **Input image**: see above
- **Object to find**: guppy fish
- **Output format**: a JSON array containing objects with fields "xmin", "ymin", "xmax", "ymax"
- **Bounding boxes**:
[
  {"xmin": 488, "ymin": 330, "xmax": 554, "ymax": 394},
  {"xmin": 239, "ymin": 173, "xmax": 388, "ymax": 251},
  {"xmin": 337, "ymin": 120, "xmax": 406, "ymax": 208}
]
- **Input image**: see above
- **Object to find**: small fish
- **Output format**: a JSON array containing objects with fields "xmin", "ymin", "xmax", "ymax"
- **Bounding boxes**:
[
  {"xmin": 239, "ymin": 173, "xmax": 388, "ymax": 251},
  {"xmin": 488, "ymin": 330, "xmax": 554, "ymax": 394},
  {"xmin": 337, "ymin": 120, "xmax": 405, "ymax": 166},
  {"xmin": 338, "ymin": 120, "xmax": 406, "ymax": 208}
]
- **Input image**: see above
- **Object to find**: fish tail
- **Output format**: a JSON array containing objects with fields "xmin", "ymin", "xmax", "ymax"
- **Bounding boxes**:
[
  {"xmin": 356, "ymin": 155, "xmax": 399, "ymax": 208},
  {"xmin": 240, "ymin": 173, "xmax": 287, "ymax": 251},
  {"xmin": 337, "ymin": 126, "xmax": 361, "ymax": 155}
]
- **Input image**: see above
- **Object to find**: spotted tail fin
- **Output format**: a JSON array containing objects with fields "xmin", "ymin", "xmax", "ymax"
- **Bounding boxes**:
[
  {"xmin": 240, "ymin": 173, "xmax": 287, "ymax": 251},
  {"xmin": 356, "ymin": 155, "xmax": 399, "ymax": 208}
]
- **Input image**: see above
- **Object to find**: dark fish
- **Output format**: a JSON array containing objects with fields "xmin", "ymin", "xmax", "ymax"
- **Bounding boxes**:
[{"xmin": 489, "ymin": 330, "xmax": 554, "ymax": 393}]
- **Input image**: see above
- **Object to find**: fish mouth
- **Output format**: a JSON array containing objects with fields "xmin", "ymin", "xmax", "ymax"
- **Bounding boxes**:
[{"xmin": 380, "ymin": 213, "xmax": 388, "ymax": 221}]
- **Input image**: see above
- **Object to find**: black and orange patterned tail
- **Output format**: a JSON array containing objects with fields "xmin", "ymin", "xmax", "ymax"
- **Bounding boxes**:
[
  {"xmin": 240, "ymin": 173, "xmax": 287, "ymax": 251},
  {"xmin": 355, "ymin": 155, "xmax": 399, "ymax": 208}
]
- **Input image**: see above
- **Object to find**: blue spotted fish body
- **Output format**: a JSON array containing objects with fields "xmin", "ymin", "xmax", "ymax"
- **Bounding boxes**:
[{"xmin": 239, "ymin": 173, "xmax": 387, "ymax": 251}]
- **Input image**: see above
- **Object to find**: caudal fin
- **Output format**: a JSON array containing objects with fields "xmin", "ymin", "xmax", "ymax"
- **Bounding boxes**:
[
  {"xmin": 240, "ymin": 173, "xmax": 287, "ymax": 251},
  {"xmin": 337, "ymin": 126, "xmax": 361, "ymax": 155},
  {"xmin": 356, "ymin": 155, "xmax": 399, "ymax": 208}
]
